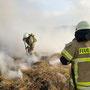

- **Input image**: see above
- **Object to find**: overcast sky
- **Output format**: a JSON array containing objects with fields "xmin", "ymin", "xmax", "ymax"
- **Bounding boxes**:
[{"xmin": 0, "ymin": 0, "xmax": 90, "ymax": 29}]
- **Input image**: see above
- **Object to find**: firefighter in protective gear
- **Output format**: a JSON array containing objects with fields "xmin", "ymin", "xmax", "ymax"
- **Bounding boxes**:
[
  {"xmin": 23, "ymin": 33, "xmax": 37, "ymax": 55},
  {"xmin": 60, "ymin": 21, "xmax": 90, "ymax": 90}
]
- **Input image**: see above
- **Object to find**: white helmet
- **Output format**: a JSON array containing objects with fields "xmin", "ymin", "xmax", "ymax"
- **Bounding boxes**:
[
  {"xmin": 76, "ymin": 21, "xmax": 90, "ymax": 31},
  {"xmin": 23, "ymin": 32, "xmax": 29, "ymax": 38}
]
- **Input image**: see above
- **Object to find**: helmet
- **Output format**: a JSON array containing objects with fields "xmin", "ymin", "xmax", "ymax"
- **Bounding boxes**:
[
  {"xmin": 31, "ymin": 33, "xmax": 34, "ymax": 36},
  {"xmin": 76, "ymin": 21, "xmax": 90, "ymax": 31},
  {"xmin": 23, "ymin": 33, "xmax": 29, "ymax": 38}
]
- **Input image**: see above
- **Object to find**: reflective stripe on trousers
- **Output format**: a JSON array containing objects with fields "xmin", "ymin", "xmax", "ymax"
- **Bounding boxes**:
[{"xmin": 70, "ymin": 57, "xmax": 90, "ymax": 90}]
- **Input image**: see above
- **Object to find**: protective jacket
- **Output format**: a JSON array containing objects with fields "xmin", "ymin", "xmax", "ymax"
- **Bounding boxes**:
[
  {"xmin": 60, "ymin": 38, "xmax": 90, "ymax": 90},
  {"xmin": 26, "ymin": 34, "xmax": 37, "ymax": 45}
]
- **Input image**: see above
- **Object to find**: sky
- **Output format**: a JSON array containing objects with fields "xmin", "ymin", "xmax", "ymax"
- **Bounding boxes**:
[
  {"xmin": 16, "ymin": 0, "xmax": 90, "ymax": 27},
  {"xmin": 0, "ymin": 0, "xmax": 90, "ymax": 57},
  {"xmin": 0, "ymin": 0, "xmax": 90, "ymax": 29}
]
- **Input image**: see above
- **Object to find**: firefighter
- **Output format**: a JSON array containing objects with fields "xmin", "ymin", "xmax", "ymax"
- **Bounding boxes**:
[
  {"xmin": 60, "ymin": 21, "xmax": 90, "ymax": 90},
  {"xmin": 23, "ymin": 33, "xmax": 37, "ymax": 55}
]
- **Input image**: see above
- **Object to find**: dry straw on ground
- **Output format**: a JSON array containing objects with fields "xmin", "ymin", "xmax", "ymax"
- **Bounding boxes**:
[{"xmin": 0, "ymin": 59, "xmax": 70, "ymax": 90}]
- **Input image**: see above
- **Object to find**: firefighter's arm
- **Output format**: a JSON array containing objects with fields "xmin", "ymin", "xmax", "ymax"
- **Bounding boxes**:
[
  {"xmin": 60, "ymin": 42, "xmax": 75, "ymax": 65},
  {"xmin": 26, "ymin": 45, "xmax": 30, "ymax": 49},
  {"xmin": 60, "ymin": 56, "xmax": 70, "ymax": 65},
  {"xmin": 33, "ymin": 36, "xmax": 37, "ymax": 42},
  {"xmin": 25, "ymin": 45, "xmax": 30, "ymax": 50}
]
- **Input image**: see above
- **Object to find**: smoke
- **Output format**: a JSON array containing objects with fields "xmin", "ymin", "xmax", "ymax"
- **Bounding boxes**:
[
  {"xmin": 0, "ymin": 0, "xmax": 75, "ymax": 57},
  {"xmin": 0, "ymin": 1, "xmax": 75, "ymax": 78},
  {"xmin": 6, "ymin": 70, "xmax": 23, "ymax": 79},
  {"xmin": 0, "ymin": 0, "xmax": 89, "ymax": 78},
  {"xmin": 0, "ymin": 0, "xmax": 25, "ymax": 57},
  {"xmin": 24, "ymin": 54, "xmax": 39, "ymax": 66},
  {"xmin": 0, "ymin": 52, "xmax": 23, "ymax": 79},
  {"xmin": 36, "ymin": 28, "xmax": 75, "ymax": 55}
]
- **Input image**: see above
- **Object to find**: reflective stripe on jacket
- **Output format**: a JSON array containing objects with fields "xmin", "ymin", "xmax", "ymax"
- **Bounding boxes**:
[{"xmin": 61, "ymin": 38, "xmax": 90, "ymax": 90}]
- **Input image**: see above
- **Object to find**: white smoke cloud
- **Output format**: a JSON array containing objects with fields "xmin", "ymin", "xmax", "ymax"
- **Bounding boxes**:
[
  {"xmin": 0, "ymin": 52, "xmax": 23, "ymax": 79},
  {"xmin": 0, "ymin": 0, "xmax": 75, "ymax": 57},
  {"xmin": 24, "ymin": 54, "xmax": 39, "ymax": 66},
  {"xmin": 0, "ymin": 0, "xmax": 89, "ymax": 57},
  {"xmin": 6, "ymin": 70, "xmax": 23, "ymax": 79},
  {"xmin": 0, "ymin": 0, "xmax": 89, "ymax": 79}
]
